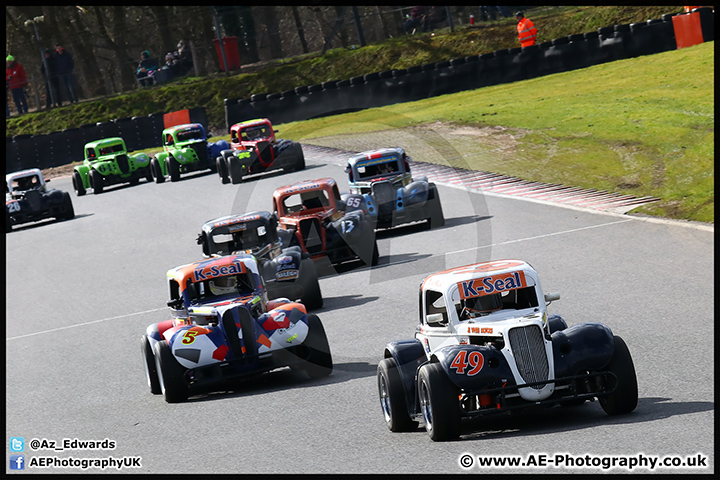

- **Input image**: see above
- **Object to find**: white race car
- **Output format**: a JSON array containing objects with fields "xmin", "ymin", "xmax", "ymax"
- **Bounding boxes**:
[{"xmin": 378, "ymin": 259, "xmax": 638, "ymax": 441}]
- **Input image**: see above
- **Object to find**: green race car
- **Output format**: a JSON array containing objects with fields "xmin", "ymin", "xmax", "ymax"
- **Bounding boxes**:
[
  {"xmin": 73, "ymin": 137, "xmax": 153, "ymax": 196},
  {"xmin": 150, "ymin": 123, "xmax": 229, "ymax": 182}
]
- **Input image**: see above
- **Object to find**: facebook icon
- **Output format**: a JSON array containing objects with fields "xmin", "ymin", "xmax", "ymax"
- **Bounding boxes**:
[{"xmin": 10, "ymin": 455, "xmax": 25, "ymax": 470}]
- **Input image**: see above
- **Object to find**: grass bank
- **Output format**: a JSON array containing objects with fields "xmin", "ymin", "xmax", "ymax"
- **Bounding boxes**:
[{"xmin": 278, "ymin": 41, "xmax": 714, "ymax": 223}]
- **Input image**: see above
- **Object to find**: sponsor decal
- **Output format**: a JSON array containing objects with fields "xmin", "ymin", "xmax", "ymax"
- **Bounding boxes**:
[
  {"xmin": 277, "ymin": 269, "xmax": 299, "ymax": 280},
  {"xmin": 192, "ymin": 261, "xmax": 246, "ymax": 282},
  {"xmin": 458, "ymin": 271, "xmax": 527, "ymax": 299},
  {"xmin": 277, "ymin": 255, "xmax": 293, "ymax": 265},
  {"xmin": 356, "ymin": 155, "xmax": 398, "ymax": 168}
]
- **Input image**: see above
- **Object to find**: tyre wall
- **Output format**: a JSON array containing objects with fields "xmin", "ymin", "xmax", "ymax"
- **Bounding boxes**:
[
  {"xmin": 224, "ymin": 8, "xmax": 713, "ymax": 130},
  {"xmin": 6, "ymin": 107, "xmax": 209, "ymax": 173}
]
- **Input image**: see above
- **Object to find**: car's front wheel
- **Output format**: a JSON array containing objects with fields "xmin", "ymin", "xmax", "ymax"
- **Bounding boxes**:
[
  {"xmin": 151, "ymin": 158, "xmax": 165, "ymax": 184},
  {"xmin": 418, "ymin": 362, "xmax": 461, "ymax": 441},
  {"xmin": 90, "ymin": 169, "xmax": 103, "ymax": 194},
  {"xmin": 228, "ymin": 156, "xmax": 245, "ymax": 185},
  {"xmin": 72, "ymin": 170, "xmax": 86, "ymax": 196},
  {"xmin": 168, "ymin": 155, "xmax": 181, "ymax": 182},
  {"xmin": 378, "ymin": 357, "xmax": 418, "ymax": 432},
  {"xmin": 216, "ymin": 156, "xmax": 229, "ymax": 184},
  {"xmin": 59, "ymin": 192, "xmax": 75, "ymax": 221},
  {"xmin": 154, "ymin": 340, "xmax": 189, "ymax": 403},
  {"xmin": 141, "ymin": 335, "xmax": 161, "ymax": 395},
  {"xmin": 598, "ymin": 335, "xmax": 638, "ymax": 415}
]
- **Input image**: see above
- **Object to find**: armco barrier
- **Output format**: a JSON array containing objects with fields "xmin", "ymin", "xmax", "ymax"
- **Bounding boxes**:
[{"xmin": 5, "ymin": 108, "xmax": 208, "ymax": 173}]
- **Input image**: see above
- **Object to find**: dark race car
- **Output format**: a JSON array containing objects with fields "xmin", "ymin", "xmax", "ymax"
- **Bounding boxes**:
[
  {"xmin": 273, "ymin": 178, "xmax": 378, "ymax": 268},
  {"xmin": 343, "ymin": 147, "xmax": 444, "ymax": 230},
  {"xmin": 6, "ymin": 169, "xmax": 74, "ymax": 232},
  {"xmin": 197, "ymin": 211, "xmax": 323, "ymax": 310},
  {"xmin": 378, "ymin": 259, "xmax": 638, "ymax": 441},
  {"xmin": 216, "ymin": 118, "xmax": 305, "ymax": 185},
  {"xmin": 141, "ymin": 254, "xmax": 332, "ymax": 403}
]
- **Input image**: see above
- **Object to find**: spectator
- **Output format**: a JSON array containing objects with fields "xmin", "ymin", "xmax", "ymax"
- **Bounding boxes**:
[
  {"xmin": 404, "ymin": 6, "xmax": 427, "ymax": 34},
  {"xmin": 5, "ymin": 55, "xmax": 29, "ymax": 115},
  {"xmin": 515, "ymin": 11, "xmax": 538, "ymax": 47},
  {"xmin": 176, "ymin": 41, "xmax": 193, "ymax": 76},
  {"xmin": 136, "ymin": 50, "xmax": 158, "ymax": 87},
  {"xmin": 55, "ymin": 44, "xmax": 79, "ymax": 103},
  {"xmin": 423, "ymin": 6, "xmax": 447, "ymax": 32},
  {"xmin": 41, "ymin": 49, "xmax": 61, "ymax": 108}
]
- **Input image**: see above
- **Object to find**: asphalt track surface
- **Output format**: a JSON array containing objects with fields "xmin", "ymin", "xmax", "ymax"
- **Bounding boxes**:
[{"xmin": 6, "ymin": 145, "xmax": 714, "ymax": 474}]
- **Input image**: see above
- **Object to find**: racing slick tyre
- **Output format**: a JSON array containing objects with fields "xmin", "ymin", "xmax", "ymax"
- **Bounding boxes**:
[
  {"xmin": 59, "ymin": 192, "xmax": 75, "ymax": 221},
  {"xmin": 228, "ymin": 156, "xmax": 245, "ymax": 185},
  {"xmin": 216, "ymin": 156, "xmax": 230, "ymax": 184},
  {"xmin": 151, "ymin": 158, "xmax": 165, "ymax": 184},
  {"xmin": 426, "ymin": 184, "xmax": 445, "ymax": 229},
  {"xmin": 292, "ymin": 143, "xmax": 306, "ymax": 172},
  {"xmin": 298, "ymin": 258, "xmax": 323, "ymax": 310},
  {"xmin": 154, "ymin": 340, "xmax": 189, "ymax": 403},
  {"xmin": 6, "ymin": 210, "xmax": 12, "ymax": 233},
  {"xmin": 72, "ymin": 170, "xmax": 86, "ymax": 196},
  {"xmin": 129, "ymin": 176, "xmax": 140, "ymax": 186},
  {"xmin": 300, "ymin": 314, "xmax": 333, "ymax": 379},
  {"xmin": 598, "ymin": 335, "xmax": 638, "ymax": 415},
  {"xmin": 145, "ymin": 166, "xmax": 154, "ymax": 183},
  {"xmin": 90, "ymin": 168, "xmax": 104, "ymax": 194},
  {"xmin": 168, "ymin": 156, "xmax": 181, "ymax": 182},
  {"xmin": 378, "ymin": 358, "xmax": 419, "ymax": 432},
  {"xmin": 418, "ymin": 362, "xmax": 461, "ymax": 441},
  {"xmin": 141, "ymin": 336, "xmax": 161, "ymax": 395}
]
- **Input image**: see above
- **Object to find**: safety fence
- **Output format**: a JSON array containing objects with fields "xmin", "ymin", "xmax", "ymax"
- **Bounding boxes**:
[{"xmin": 5, "ymin": 108, "xmax": 208, "ymax": 173}]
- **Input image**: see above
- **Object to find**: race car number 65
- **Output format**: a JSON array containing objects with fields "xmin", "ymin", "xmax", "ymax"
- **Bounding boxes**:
[{"xmin": 450, "ymin": 350, "xmax": 484, "ymax": 375}]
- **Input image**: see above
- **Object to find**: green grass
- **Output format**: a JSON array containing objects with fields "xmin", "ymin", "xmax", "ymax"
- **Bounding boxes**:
[{"xmin": 277, "ymin": 42, "xmax": 714, "ymax": 223}]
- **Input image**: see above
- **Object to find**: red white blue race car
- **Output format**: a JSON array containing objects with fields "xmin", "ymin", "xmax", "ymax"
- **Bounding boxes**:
[
  {"xmin": 378, "ymin": 259, "xmax": 638, "ymax": 441},
  {"xmin": 141, "ymin": 254, "xmax": 332, "ymax": 403}
]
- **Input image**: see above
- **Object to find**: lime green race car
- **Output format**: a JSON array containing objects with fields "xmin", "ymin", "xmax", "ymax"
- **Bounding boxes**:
[
  {"xmin": 150, "ymin": 123, "xmax": 229, "ymax": 183},
  {"xmin": 73, "ymin": 137, "xmax": 153, "ymax": 196}
]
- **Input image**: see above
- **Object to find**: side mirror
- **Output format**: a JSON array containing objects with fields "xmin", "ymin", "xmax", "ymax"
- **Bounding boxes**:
[
  {"xmin": 45, "ymin": 178, "xmax": 51, "ymax": 183},
  {"xmin": 207, "ymin": 133, "xmax": 213, "ymax": 139},
  {"xmin": 426, "ymin": 313, "xmax": 445, "ymax": 327},
  {"xmin": 544, "ymin": 292, "xmax": 560, "ymax": 304}
]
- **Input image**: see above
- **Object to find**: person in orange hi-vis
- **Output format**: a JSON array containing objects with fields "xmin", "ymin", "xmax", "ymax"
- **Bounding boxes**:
[{"xmin": 515, "ymin": 11, "xmax": 538, "ymax": 47}]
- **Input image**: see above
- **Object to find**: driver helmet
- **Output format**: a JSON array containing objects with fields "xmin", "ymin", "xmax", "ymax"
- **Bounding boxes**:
[
  {"xmin": 464, "ymin": 293, "xmax": 503, "ymax": 317},
  {"xmin": 209, "ymin": 275, "xmax": 237, "ymax": 295},
  {"xmin": 17, "ymin": 176, "xmax": 33, "ymax": 190}
]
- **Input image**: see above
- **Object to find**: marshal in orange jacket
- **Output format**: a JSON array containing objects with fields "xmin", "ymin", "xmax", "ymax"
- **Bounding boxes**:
[{"xmin": 517, "ymin": 16, "xmax": 538, "ymax": 47}]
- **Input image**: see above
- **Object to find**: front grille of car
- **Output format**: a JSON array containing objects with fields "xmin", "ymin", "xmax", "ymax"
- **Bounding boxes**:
[
  {"xmin": 116, "ymin": 154, "xmax": 129, "ymax": 175},
  {"xmin": 25, "ymin": 190, "xmax": 43, "ymax": 212},
  {"xmin": 508, "ymin": 325, "xmax": 549, "ymax": 390},
  {"xmin": 191, "ymin": 141, "xmax": 208, "ymax": 163},
  {"xmin": 256, "ymin": 141, "xmax": 272, "ymax": 164},
  {"xmin": 372, "ymin": 181, "xmax": 396, "ymax": 218},
  {"xmin": 299, "ymin": 218, "xmax": 323, "ymax": 255}
]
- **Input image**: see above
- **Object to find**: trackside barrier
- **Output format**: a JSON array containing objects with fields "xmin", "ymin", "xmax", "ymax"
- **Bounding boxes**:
[
  {"xmin": 223, "ymin": 8, "xmax": 713, "ymax": 131},
  {"xmin": 6, "ymin": 107, "xmax": 209, "ymax": 173}
]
